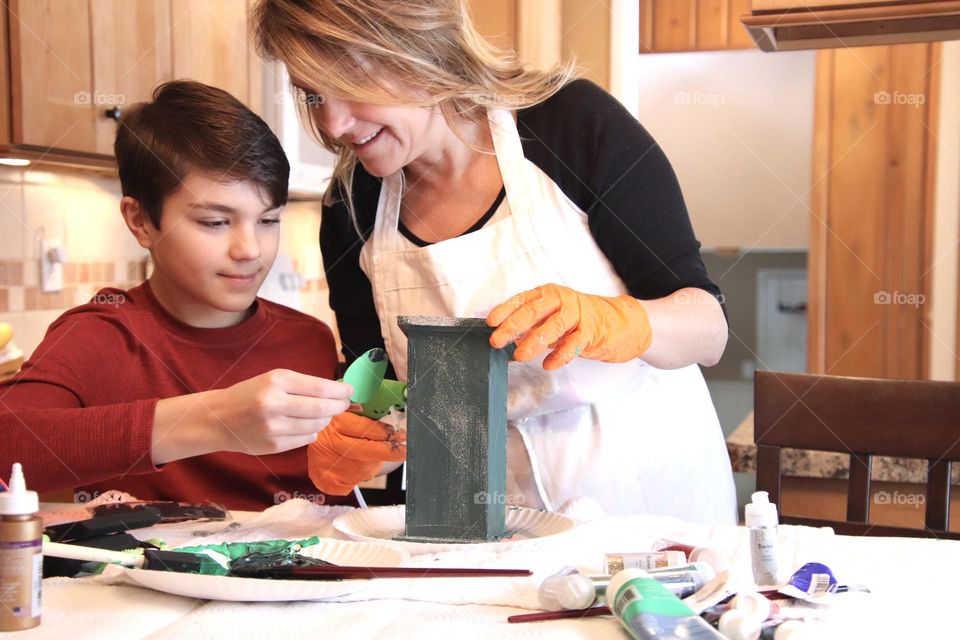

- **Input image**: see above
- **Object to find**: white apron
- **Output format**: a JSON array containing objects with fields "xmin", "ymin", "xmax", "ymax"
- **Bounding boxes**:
[{"xmin": 359, "ymin": 109, "xmax": 737, "ymax": 524}]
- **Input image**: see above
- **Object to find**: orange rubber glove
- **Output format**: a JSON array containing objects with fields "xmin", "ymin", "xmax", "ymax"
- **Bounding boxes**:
[
  {"xmin": 307, "ymin": 412, "xmax": 406, "ymax": 496},
  {"xmin": 486, "ymin": 283, "xmax": 653, "ymax": 371}
]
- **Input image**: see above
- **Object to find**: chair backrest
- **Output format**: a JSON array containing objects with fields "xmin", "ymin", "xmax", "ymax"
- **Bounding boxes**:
[{"xmin": 754, "ymin": 370, "xmax": 960, "ymax": 539}]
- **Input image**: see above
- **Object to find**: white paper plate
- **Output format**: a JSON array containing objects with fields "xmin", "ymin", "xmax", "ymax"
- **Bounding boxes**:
[
  {"xmin": 101, "ymin": 538, "xmax": 409, "ymax": 602},
  {"xmin": 333, "ymin": 505, "xmax": 577, "ymax": 555}
]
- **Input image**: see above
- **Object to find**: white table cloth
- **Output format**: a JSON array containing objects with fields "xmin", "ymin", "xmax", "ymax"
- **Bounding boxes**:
[{"xmin": 16, "ymin": 499, "xmax": 957, "ymax": 639}]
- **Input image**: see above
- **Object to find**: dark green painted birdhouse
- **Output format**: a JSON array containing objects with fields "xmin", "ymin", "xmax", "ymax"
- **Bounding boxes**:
[{"xmin": 398, "ymin": 316, "xmax": 510, "ymax": 542}]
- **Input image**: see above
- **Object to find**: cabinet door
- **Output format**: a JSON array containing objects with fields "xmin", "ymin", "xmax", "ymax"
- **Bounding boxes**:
[
  {"xmin": 643, "ymin": 0, "xmax": 695, "ymax": 51},
  {"xmin": 9, "ymin": 0, "xmax": 98, "ymax": 154},
  {"xmin": 468, "ymin": 0, "xmax": 517, "ymax": 53},
  {"xmin": 752, "ymin": 0, "xmax": 903, "ymax": 9},
  {"xmin": 91, "ymin": 0, "xmax": 172, "ymax": 155},
  {"xmin": 171, "ymin": 0, "xmax": 251, "ymax": 105},
  {"xmin": 641, "ymin": 0, "xmax": 756, "ymax": 52},
  {"xmin": 808, "ymin": 44, "xmax": 936, "ymax": 378}
]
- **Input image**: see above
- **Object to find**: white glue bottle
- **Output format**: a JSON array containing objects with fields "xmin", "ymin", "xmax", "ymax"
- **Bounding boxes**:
[
  {"xmin": 0, "ymin": 463, "xmax": 42, "ymax": 631},
  {"xmin": 745, "ymin": 491, "xmax": 779, "ymax": 587}
]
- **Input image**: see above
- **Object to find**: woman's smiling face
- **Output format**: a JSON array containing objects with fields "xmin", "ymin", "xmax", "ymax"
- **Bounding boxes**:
[{"xmin": 292, "ymin": 77, "xmax": 451, "ymax": 178}]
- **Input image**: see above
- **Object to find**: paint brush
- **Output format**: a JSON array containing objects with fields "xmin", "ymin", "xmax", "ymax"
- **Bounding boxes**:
[
  {"xmin": 43, "ymin": 539, "xmax": 227, "ymax": 573},
  {"xmin": 507, "ymin": 606, "xmax": 612, "ymax": 623},
  {"xmin": 288, "ymin": 566, "xmax": 532, "ymax": 580},
  {"xmin": 43, "ymin": 539, "xmax": 142, "ymax": 567}
]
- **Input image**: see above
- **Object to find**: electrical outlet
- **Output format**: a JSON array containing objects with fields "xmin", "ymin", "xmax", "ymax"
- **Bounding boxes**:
[{"xmin": 40, "ymin": 239, "xmax": 66, "ymax": 293}]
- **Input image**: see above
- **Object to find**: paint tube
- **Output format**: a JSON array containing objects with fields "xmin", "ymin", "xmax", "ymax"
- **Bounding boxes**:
[
  {"xmin": 538, "ymin": 563, "xmax": 716, "ymax": 611},
  {"xmin": 606, "ymin": 568, "xmax": 725, "ymax": 639},
  {"xmin": 605, "ymin": 550, "xmax": 686, "ymax": 573},
  {"xmin": 648, "ymin": 562, "xmax": 716, "ymax": 599},
  {"xmin": 681, "ymin": 570, "xmax": 734, "ymax": 615},
  {"xmin": 651, "ymin": 540, "xmax": 731, "ymax": 572},
  {"xmin": 778, "ymin": 562, "xmax": 838, "ymax": 603}
]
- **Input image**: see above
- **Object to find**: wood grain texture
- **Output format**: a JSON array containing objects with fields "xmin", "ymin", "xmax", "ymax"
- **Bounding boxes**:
[
  {"xmin": 171, "ymin": 0, "xmax": 251, "ymax": 104},
  {"xmin": 91, "ymin": 0, "xmax": 172, "ymax": 155},
  {"xmin": 9, "ymin": 0, "xmax": 97, "ymax": 153},
  {"xmin": 468, "ymin": 0, "xmax": 518, "ymax": 53},
  {"xmin": 643, "ymin": 0, "xmax": 756, "ymax": 51},
  {"xmin": 809, "ymin": 44, "xmax": 936, "ymax": 379},
  {"xmin": 0, "ymin": 5, "xmax": 10, "ymax": 145}
]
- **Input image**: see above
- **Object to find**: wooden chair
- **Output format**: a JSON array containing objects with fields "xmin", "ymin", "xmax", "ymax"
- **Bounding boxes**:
[{"xmin": 754, "ymin": 371, "xmax": 960, "ymax": 539}]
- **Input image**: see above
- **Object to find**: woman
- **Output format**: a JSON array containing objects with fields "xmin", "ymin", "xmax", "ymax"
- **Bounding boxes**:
[{"xmin": 255, "ymin": 0, "xmax": 737, "ymax": 524}]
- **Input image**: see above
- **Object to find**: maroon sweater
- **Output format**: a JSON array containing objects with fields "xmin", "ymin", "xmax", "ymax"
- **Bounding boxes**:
[{"xmin": 0, "ymin": 282, "xmax": 352, "ymax": 510}]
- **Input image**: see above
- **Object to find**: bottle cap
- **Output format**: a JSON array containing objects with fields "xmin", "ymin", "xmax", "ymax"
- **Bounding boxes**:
[
  {"xmin": 730, "ymin": 591, "xmax": 773, "ymax": 624},
  {"xmin": 556, "ymin": 573, "xmax": 597, "ymax": 610},
  {"xmin": 537, "ymin": 566, "xmax": 579, "ymax": 611},
  {"xmin": 0, "ymin": 463, "xmax": 39, "ymax": 515},
  {"xmin": 745, "ymin": 491, "xmax": 779, "ymax": 527},
  {"xmin": 688, "ymin": 547, "xmax": 730, "ymax": 572},
  {"xmin": 719, "ymin": 609, "xmax": 761, "ymax": 640}
]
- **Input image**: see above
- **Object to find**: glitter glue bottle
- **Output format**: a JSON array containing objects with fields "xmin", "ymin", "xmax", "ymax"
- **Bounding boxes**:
[
  {"xmin": 745, "ymin": 491, "xmax": 779, "ymax": 587},
  {"xmin": 0, "ymin": 463, "xmax": 42, "ymax": 631}
]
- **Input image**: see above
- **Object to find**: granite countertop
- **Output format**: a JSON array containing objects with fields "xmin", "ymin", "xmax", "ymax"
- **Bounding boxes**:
[{"xmin": 726, "ymin": 411, "xmax": 960, "ymax": 485}]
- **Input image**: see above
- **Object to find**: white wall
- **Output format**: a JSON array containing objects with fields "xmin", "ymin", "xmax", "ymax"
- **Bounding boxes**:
[{"xmin": 635, "ymin": 49, "xmax": 816, "ymax": 249}]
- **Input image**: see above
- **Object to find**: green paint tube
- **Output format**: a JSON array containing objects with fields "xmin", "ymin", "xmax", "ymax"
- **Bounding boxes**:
[{"xmin": 606, "ymin": 568, "xmax": 725, "ymax": 640}]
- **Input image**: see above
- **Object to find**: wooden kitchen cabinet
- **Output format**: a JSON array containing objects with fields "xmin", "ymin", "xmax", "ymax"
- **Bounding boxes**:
[
  {"xmin": 7, "ymin": 0, "xmax": 100, "ymax": 156},
  {"xmin": 808, "ymin": 44, "xmax": 939, "ymax": 379},
  {"xmin": 742, "ymin": 1, "xmax": 960, "ymax": 51},
  {"xmin": 467, "ymin": 0, "xmax": 562, "ymax": 70},
  {"xmin": 640, "ymin": 0, "xmax": 755, "ymax": 53},
  {"xmin": 752, "ymin": 1, "xmax": 916, "ymax": 9},
  {"xmin": 0, "ymin": 0, "xmax": 259, "ymax": 165},
  {"xmin": 468, "ymin": 0, "xmax": 518, "ymax": 53},
  {"xmin": 171, "ymin": 0, "xmax": 260, "ymax": 113},
  {"xmin": 91, "ymin": 0, "xmax": 173, "ymax": 155}
]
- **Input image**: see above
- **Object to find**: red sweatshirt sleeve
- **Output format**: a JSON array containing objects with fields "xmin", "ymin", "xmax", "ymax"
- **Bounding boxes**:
[{"xmin": 0, "ymin": 315, "xmax": 161, "ymax": 493}]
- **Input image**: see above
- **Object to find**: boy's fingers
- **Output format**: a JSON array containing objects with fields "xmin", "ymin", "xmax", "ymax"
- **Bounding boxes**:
[
  {"xmin": 277, "ymin": 370, "xmax": 353, "ymax": 399},
  {"xmin": 281, "ymin": 396, "xmax": 350, "ymax": 420}
]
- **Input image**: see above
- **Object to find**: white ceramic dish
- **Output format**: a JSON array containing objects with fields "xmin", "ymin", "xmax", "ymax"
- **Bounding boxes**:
[
  {"xmin": 332, "ymin": 505, "xmax": 577, "ymax": 555},
  {"xmin": 100, "ymin": 538, "xmax": 409, "ymax": 602}
]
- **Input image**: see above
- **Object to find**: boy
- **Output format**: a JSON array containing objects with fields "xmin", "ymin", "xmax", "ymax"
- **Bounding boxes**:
[{"xmin": 0, "ymin": 81, "xmax": 405, "ymax": 510}]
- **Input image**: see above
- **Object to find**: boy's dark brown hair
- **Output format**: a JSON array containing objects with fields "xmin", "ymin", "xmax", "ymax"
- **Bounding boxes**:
[{"xmin": 115, "ymin": 80, "xmax": 289, "ymax": 228}]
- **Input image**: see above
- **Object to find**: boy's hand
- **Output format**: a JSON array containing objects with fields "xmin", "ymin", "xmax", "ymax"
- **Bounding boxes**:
[
  {"xmin": 307, "ymin": 412, "xmax": 406, "ymax": 495},
  {"xmin": 151, "ymin": 369, "xmax": 353, "ymax": 464}
]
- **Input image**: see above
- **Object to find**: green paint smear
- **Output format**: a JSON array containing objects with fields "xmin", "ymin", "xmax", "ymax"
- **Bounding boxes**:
[{"xmin": 175, "ymin": 537, "xmax": 322, "ymax": 576}]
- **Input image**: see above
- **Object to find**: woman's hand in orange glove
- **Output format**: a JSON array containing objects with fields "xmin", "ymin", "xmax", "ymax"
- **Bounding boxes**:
[
  {"xmin": 307, "ymin": 412, "xmax": 406, "ymax": 496},
  {"xmin": 486, "ymin": 283, "xmax": 653, "ymax": 370}
]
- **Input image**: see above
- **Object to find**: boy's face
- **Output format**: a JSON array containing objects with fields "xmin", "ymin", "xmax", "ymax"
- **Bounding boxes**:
[{"xmin": 141, "ymin": 172, "xmax": 282, "ymax": 328}]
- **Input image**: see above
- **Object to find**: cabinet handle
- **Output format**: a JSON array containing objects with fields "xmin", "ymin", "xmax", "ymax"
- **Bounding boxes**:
[
  {"xmin": 777, "ymin": 302, "xmax": 807, "ymax": 314},
  {"xmin": 104, "ymin": 106, "xmax": 122, "ymax": 122}
]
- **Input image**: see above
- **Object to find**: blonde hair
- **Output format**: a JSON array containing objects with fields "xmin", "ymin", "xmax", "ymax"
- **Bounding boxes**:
[{"xmin": 254, "ymin": 0, "xmax": 576, "ymax": 220}]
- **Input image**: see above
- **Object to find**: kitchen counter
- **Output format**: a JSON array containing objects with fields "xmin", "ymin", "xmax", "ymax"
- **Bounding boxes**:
[{"xmin": 726, "ymin": 411, "xmax": 960, "ymax": 484}]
